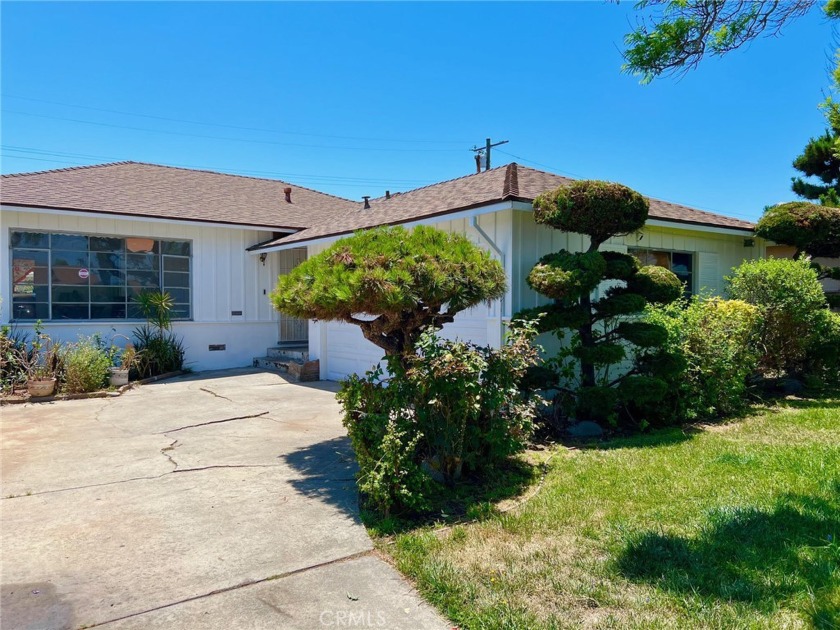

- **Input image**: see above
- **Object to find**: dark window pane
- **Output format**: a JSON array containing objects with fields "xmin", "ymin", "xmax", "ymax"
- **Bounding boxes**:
[
  {"xmin": 12, "ymin": 249, "xmax": 49, "ymax": 267},
  {"xmin": 52, "ymin": 304, "xmax": 90, "ymax": 319},
  {"xmin": 126, "ymin": 253, "xmax": 160, "ymax": 271},
  {"xmin": 12, "ymin": 302, "xmax": 49, "ymax": 320},
  {"xmin": 127, "ymin": 304, "xmax": 145, "ymax": 319},
  {"xmin": 53, "ymin": 285, "xmax": 90, "ymax": 303},
  {"xmin": 90, "ymin": 237, "xmax": 124, "ymax": 252},
  {"xmin": 89, "ymin": 269, "xmax": 125, "ymax": 286},
  {"xmin": 170, "ymin": 306, "xmax": 191, "ymax": 319},
  {"xmin": 126, "ymin": 238, "xmax": 158, "ymax": 254},
  {"xmin": 92, "ymin": 304, "xmax": 127, "ymax": 319},
  {"xmin": 91, "ymin": 252, "xmax": 125, "ymax": 269},
  {"xmin": 52, "ymin": 267, "xmax": 89, "ymax": 284},
  {"xmin": 127, "ymin": 271, "xmax": 160, "ymax": 289},
  {"xmin": 163, "ymin": 271, "xmax": 190, "ymax": 288},
  {"xmin": 161, "ymin": 241, "xmax": 190, "ymax": 256},
  {"xmin": 671, "ymin": 253, "xmax": 693, "ymax": 276},
  {"xmin": 91, "ymin": 286, "xmax": 127, "ymax": 302},
  {"xmin": 11, "ymin": 231, "xmax": 49, "ymax": 249},
  {"xmin": 163, "ymin": 256, "xmax": 190, "ymax": 272},
  {"xmin": 51, "ymin": 233, "xmax": 88, "ymax": 251},
  {"xmin": 52, "ymin": 251, "xmax": 89, "ymax": 267},
  {"xmin": 166, "ymin": 288, "xmax": 190, "ymax": 303}
]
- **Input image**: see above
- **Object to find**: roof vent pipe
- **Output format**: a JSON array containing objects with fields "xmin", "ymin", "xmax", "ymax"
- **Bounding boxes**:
[
  {"xmin": 362, "ymin": 196, "xmax": 371, "ymax": 210},
  {"xmin": 385, "ymin": 190, "xmax": 391, "ymax": 200},
  {"xmin": 284, "ymin": 187, "xmax": 292, "ymax": 203}
]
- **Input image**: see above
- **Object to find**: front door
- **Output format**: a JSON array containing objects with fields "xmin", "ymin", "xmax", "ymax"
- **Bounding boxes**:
[{"xmin": 277, "ymin": 248, "xmax": 308, "ymax": 343}]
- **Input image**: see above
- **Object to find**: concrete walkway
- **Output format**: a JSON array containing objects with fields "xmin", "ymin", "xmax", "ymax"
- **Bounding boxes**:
[{"xmin": 1, "ymin": 369, "xmax": 449, "ymax": 630}]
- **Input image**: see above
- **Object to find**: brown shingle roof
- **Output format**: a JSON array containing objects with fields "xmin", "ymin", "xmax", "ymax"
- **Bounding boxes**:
[
  {"xmin": 1, "ymin": 161, "xmax": 754, "ymax": 246},
  {"xmin": 0, "ymin": 161, "xmax": 357, "ymax": 229},
  {"xmin": 254, "ymin": 163, "xmax": 754, "ymax": 249}
]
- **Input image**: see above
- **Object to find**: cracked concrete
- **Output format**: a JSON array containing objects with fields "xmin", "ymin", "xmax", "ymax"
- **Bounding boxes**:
[{"xmin": 1, "ymin": 368, "xmax": 448, "ymax": 630}]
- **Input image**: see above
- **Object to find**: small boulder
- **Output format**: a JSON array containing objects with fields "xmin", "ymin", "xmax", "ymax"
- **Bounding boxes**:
[{"xmin": 567, "ymin": 420, "xmax": 604, "ymax": 439}]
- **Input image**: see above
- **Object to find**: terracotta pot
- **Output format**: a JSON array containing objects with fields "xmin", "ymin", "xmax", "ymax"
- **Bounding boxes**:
[
  {"xmin": 109, "ymin": 367, "xmax": 130, "ymax": 387},
  {"xmin": 27, "ymin": 378, "xmax": 56, "ymax": 397}
]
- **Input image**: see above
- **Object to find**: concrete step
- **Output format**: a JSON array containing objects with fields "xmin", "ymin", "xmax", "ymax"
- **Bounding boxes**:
[
  {"xmin": 266, "ymin": 346, "xmax": 309, "ymax": 362},
  {"xmin": 252, "ymin": 356, "xmax": 320, "ymax": 382},
  {"xmin": 253, "ymin": 356, "xmax": 296, "ymax": 373}
]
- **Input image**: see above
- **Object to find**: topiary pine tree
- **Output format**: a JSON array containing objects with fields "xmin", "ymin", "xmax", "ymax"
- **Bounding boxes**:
[
  {"xmin": 791, "ymin": 129, "xmax": 840, "ymax": 206},
  {"xmin": 755, "ymin": 201, "xmax": 840, "ymax": 291},
  {"xmin": 516, "ymin": 180, "xmax": 682, "ymax": 424},
  {"xmin": 270, "ymin": 225, "xmax": 507, "ymax": 369}
]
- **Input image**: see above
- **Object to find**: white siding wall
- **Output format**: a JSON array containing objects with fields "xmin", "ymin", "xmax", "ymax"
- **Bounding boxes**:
[{"xmin": 1, "ymin": 206, "xmax": 281, "ymax": 371}]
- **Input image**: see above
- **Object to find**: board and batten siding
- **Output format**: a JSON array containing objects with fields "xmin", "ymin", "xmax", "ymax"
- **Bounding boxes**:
[
  {"xmin": 512, "ymin": 211, "xmax": 763, "ymax": 314},
  {"xmin": 1, "ymin": 206, "xmax": 281, "ymax": 371}
]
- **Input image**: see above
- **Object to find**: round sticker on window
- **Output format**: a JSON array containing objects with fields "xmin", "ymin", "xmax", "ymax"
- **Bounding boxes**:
[{"xmin": 78, "ymin": 268, "xmax": 89, "ymax": 280}]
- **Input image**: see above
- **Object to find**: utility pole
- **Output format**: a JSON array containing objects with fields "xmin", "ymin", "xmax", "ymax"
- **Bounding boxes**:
[{"xmin": 471, "ymin": 137, "xmax": 508, "ymax": 172}]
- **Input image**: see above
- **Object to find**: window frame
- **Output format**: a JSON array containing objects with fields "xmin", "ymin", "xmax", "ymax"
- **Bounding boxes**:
[
  {"xmin": 628, "ymin": 247, "xmax": 695, "ymax": 296},
  {"xmin": 9, "ymin": 229, "xmax": 193, "ymax": 323}
]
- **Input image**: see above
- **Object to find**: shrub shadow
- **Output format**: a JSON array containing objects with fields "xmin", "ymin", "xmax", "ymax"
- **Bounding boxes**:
[
  {"xmin": 363, "ymin": 457, "xmax": 538, "ymax": 535},
  {"xmin": 615, "ymin": 489, "xmax": 840, "ymax": 627},
  {"xmin": 279, "ymin": 435, "xmax": 362, "ymax": 520}
]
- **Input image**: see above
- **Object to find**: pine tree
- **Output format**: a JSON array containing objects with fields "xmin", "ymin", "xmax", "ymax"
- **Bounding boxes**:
[{"xmin": 791, "ymin": 129, "xmax": 840, "ymax": 206}]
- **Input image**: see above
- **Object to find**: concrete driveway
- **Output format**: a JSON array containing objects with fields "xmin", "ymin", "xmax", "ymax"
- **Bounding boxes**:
[{"xmin": 1, "ymin": 369, "xmax": 448, "ymax": 630}]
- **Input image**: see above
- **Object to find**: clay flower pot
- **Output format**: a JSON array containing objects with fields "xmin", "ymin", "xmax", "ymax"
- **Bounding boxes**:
[
  {"xmin": 109, "ymin": 367, "xmax": 130, "ymax": 387},
  {"xmin": 27, "ymin": 378, "xmax": 56, "ymax": 397}
]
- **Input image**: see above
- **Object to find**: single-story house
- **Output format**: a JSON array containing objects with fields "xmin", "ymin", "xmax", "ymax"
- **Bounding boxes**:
[{"xmin": 1, "ymin": 161, "xmax": 763, "ymax": 380}]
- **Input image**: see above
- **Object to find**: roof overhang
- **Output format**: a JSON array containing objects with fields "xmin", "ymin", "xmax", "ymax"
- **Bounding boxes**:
[
  {"xmin": 1, "ymin": 203, "xmax": 303, "ymax": 233},
  {"xmin": 248, "ymin": 199, "xmax": 519, "ymax": 253}
]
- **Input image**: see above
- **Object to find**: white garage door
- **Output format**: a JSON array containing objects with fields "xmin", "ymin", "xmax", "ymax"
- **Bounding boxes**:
[{"xmin": 323, "ymin": 304, "xmax": 492, "ymax": 381}]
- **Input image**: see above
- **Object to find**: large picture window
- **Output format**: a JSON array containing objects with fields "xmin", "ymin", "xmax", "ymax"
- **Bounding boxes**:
[
  {"xmin": 630, "ymin": 248, "xmax": 694, "ymax": 296},
  {"xmin": 10, "ymin": 231, "xmax": 191, "ymax": 321}
]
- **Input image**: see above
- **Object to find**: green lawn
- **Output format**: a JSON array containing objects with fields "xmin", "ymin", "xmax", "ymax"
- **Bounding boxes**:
[{"xmin": 382, "ymin": 397, "xmax": 840, "ymax": 629}]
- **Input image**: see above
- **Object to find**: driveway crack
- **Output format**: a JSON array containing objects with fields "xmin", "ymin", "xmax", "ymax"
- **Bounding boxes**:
[
  {"xmin": 159, "ymin": 411, "xmax": 269, "ymax": 434},
  {"xmin": 160, "ymin": 439, "xmax": 180, "ymax": 470},
  {"xmin": 199, "ymin": 387, "xmax": 233, "ymax": 402}
]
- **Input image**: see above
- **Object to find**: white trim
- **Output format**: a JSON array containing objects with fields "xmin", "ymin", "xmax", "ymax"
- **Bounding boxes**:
[
  {"xmin": 1, "ymin": 204, "xmax": 299, "ymax": 234},
  {"xmin": 251, "ymin": 200, "xmax": 518, "ymax": 253},
  {"xmin": 644, "ymin": 219, "xmax": 754, "ymax": 237}
]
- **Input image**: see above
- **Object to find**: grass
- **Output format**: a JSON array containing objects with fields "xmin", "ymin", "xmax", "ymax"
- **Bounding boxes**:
[{"xmin": 379, "ymin": 396, "xmax": 840, "ymax": 629}]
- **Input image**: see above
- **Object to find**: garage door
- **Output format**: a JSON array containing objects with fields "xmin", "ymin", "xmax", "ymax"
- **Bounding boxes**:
[{"xmin": 323, "ymin": 304, "xmax": 491, "ymax": 381}]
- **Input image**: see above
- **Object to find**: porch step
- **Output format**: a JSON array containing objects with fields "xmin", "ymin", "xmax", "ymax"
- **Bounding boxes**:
[
  {"xmin": 266, "ymin": 345, "xmax": 309, "ymax": 362},
  {"xmin": 253, "ymin": 356, "xmax": 320, "ymax": 382}
]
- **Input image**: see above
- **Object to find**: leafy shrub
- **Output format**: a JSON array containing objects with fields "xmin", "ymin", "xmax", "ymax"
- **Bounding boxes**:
[
  {"xmin": 804, "ymin": 308, "xmax": 840, "ymax": 382},
  {"xmin": 726, "ymin": 257, "xmax": 827, "ymax": 377},
  {"xmin": 62, "ymin": 336, "xmax": 111, "ymax": 393},
  {"xmin": 755, "ymin": 202, "xmax": 840, "ymax": 258},
  {"xmin": 635, "ymin": 298, "xmax": 761, "ymax": 424},
  {"xmin": 337, "ymin": 325, "xmax": 539, "ymax": 516}
]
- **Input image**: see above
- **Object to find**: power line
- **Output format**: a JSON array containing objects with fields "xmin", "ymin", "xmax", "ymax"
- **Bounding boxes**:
[
  {"xmin": 0, "ymin": 149, "xmax": 438, "ymax": 190},
  {"xmin": 3, "ymin": 94, "xmax": 472, "ymax": 145},
  {"xmin": 2, "ymin": 110, "xmax": 465, "ymax": 153},
  {"xmin": 1, "ymin": 145, "xmax": 432, "ymax": 185}
]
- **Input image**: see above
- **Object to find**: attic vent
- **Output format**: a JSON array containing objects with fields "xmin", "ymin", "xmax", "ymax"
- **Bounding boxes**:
[
  {"xmin": 284, "ymin": 187, "xmax": 292, "ymax": 203},
  {"xmin": 362, "ymin": 196, "xmax": 371, "ymax": 210}
]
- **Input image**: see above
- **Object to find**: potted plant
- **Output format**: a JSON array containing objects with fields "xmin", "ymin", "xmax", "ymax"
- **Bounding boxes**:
[
  {"xmin": 22, "ymin": 326, "xmax": 59, "ymax": 397},
  {"xmin": 109, "ymin": 343, "xmax": 137, "ymax": 387}
]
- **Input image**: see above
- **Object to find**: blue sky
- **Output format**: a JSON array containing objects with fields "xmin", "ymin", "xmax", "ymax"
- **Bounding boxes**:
[{"xmin": 1, "ymin": 2, "xmax": 835, "ymax": 222}]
